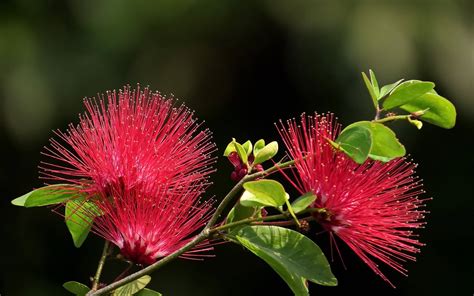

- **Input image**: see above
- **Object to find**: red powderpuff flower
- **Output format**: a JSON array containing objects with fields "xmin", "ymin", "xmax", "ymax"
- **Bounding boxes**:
[
  {"xmin": 276, "ymin": 113, "xmax": 427, "ymax": 287},
  {"xmin": 91, "ymin": 180, "xmax": 215, "ymax": 265},
  {"xmin": 40, "ymin": 85, "xmax": 216, "ymax": 264}
]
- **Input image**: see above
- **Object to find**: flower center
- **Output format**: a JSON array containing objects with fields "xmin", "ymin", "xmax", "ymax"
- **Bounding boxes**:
[
  {"xmin": 120, "ymin": 238, "xmax": 157, "ymax": 266},
  {"xmin": 312, "ymin": 208, "xmax": 347, "ymax": 233}
]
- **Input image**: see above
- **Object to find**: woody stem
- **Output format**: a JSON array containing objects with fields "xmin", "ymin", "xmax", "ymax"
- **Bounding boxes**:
[{"xmin": 91, "ymin": 240, "xmax": 110, "ymax": 291}]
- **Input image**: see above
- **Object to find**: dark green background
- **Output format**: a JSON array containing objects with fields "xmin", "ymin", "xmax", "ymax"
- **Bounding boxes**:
[{"xmin": 1, "ymin": 1, "xmax": 472, "ymax": 295}]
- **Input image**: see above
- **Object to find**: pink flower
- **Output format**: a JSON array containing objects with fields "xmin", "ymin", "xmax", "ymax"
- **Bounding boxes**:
[
  {"xmin": 41, "ymin": 85, "xmax": 216, "ymax": 265},
  {"xmin": 277, "ymin": 113, "xmax": 427, "ymax": 287}
]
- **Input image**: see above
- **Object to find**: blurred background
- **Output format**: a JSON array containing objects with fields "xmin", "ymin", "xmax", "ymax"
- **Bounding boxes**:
[{"xmin": 0, "ymin": 0, "xmax": 472, "ymax": 295}]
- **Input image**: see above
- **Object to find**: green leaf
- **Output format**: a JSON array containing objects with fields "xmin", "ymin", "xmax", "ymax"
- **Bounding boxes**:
[
  {"xmin": 369, "ymin": 69, "xmax": 379, "ymax": 98},
  {"xmin": 226, "ymin": 201, "xmax": 257, "ymax": 224},
  {"xmin": 233, "ymin": 226, "xmax": 337, "ymax": 295},
  {"xmin": 12, "ymin": 184, "xmax": 77, "ymax": 207},
  {"xmin": 253, "ymin": 139, "xmax": 265, "ymax": 156},
  {"xmin": 367, "ymin": 123, "xmax": 405, "ymax": 161},
  {"xmin": 242, "ymin": 140, "xmax": 253, "ymax": 156},
  {"xmin": 378, "ymin": 79, "xmax": 404, "ymax": 100},
  {"xmin": 253, "ymin": 141, "xmax": 278, "ymax": 165},
  {"xmin": 362, "ymin": 71, "xmax": 378, "ymax": 109},
  {"xmin": 135, "ymin": 288, "xmax": 162, "ymax": 296},
  {"xmin": 63, "ymin": 281, "xmax": 90, "ymax": 296},
  {"xmin": 335, "ymin": 124, "xmax": 372, "ymax": 164},
  {"xmin": 11, "ymin": 193, "xmax": 29, "ymax": 206},
  {"xmin": 233, "ymin": 140, "xmax": 248, "ymax": 164},
  {"xmin": 65, "ymin": 199, "xmax": 100, "ymax": 248},
  {"xmin": 291, "ymin": 192, "xmax": 317, "ymax": 214},
  {"xmin": 383, "ymin": 80, "xmax": 435, "ymax": 110},
  {"xmin": 342, "ymin": 121, "xmax": 405, "ymax": 162},
  {"xmin": 242, "ymin": 180, "xmax": 287, "ymax": 208},
  {"xmin": 223, "ymin": 138, "xmax": 237, "ymax": 156},
  {"xmin": 113, "ymin": 275, "xmax": 151, "ymax": 296},
  {"xmin": 400, "ymin": 92, "xmax": 456, "ymax": 129}
]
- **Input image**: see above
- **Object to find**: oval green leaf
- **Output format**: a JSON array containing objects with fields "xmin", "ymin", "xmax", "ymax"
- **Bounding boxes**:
[
  {"xmin": 343, "ymin": 121, "xmax": 405, "ymax": 162},
  {"xmin": 291, "ymin": 192, "xmax": 317, "ymax": 214},
  {"xmin": 233, "ymin": 225, "xmax": 337, "ymax": 295},
  {"xmin": 12, "ymin": 184, "xmax": 78, "ymax": 207},
  {"xmin": 378, "ymin": 79, "xmax": 404, "ymax": 100},
  {"xmin": 369, "ymin": 69, "xmax": 380, "ymax": 98},
  {"xmin": 63, "ymin": 281, "xmax": 90, "ymax": 296},
  {"xmin": 253, "ymin": 139, "xmax": 265, "ymax": 156},
  {"xmin": 233, "ymin": 140, "xmax": 248, "ymax": 164},
  {"xmin": 223, "ymin": 139, "xmax": 237, "ymax": 156},
  {"xmin": 383, "ymin": 80, "xmax": 435, "ymax": 110},
  {"xmin": 400, "ymin": 92, "xmax": 456, "ymax": 129},
  {"xmin": 335, "ymin": 124, "xmax": 372, "ymax": 164},
  {"xmin": 113, "ymin": 275, "xmax": 151, "ymax": 296},
  {"xmin": 253, "ymin": 141, "xmax": 278, "ymax": 165},
  {"xmin": 362, "ymin": 71, "xmax": 378, "ymax": 109},
  {"xmin": 226, "ymin": 200, "xmax": 257, "ymax": 224},
  {"xmin": 135, "ymin": 288, "xmax": 162, "ymax": 296},
  {"xmin": 368, "ymin": 123, "xmax": 405, "ymax": 161},
  {"xmin": 242, "ymin": 140, "xmax": 253, "ymax": 156},
  {"xmin": 65, "ymin": 199, "xmax": 100, "ymax": 248},
  {"xmin": 243, "ymin": 180, "xmax": 287, "ymax": 208}
]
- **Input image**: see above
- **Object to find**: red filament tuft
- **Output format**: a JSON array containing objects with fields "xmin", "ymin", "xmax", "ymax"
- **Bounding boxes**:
[
  {"xmin": 41, "ymin": 85, "xmax": 216, "ymax": 265},
  {"xmin": 276, "ymin": 113, "xmax": 427, "ymax": 287}
]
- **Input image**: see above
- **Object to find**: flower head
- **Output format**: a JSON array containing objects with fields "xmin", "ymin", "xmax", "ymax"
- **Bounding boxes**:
[
  {"xmin": 41, "ymin": 85, "xmax": 216, "ymax": 264},
  {"xmin": 277, "ymin": 113, "xmax": 427, "ymax": 287}
]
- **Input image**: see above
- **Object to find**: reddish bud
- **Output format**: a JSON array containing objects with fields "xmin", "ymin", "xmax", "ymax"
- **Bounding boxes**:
[{"xmin": 228, "ymin": 151, "xmax": 241, "ymax": 168}]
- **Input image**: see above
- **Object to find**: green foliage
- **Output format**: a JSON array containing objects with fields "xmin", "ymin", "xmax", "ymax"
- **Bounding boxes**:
[
  {"xmin": 233, "ymin": 140, "xmax": 248, "ymax": 164},
  {"xmin": 365, "ymin": 122, "xmax": 405, "ymax": 161},
  {"xmin": 242, "ymin": 140, "xmax": 253, "ymax": 156},
  {"xmin": 11, "ymin": 184, "xmax": 78, "ymax": 207},
  {"xmin": 383, "ymin": 80, "xmax": 435, "ymax": 110},
  {"xmin": 242, "ymin": 180, "xmax": 287, "ymax": 208},
  {"xmin": 333, "ymin": 124, "xmax": 372, "ymax": 164},
  {"xmin": 369, "ymin": 69, "xmax": 379, "ymax": 98},
  {"xmin": 112, "ymin": 275, "xmax": 151, "ymax": 296},
  {"xmin": 379, "ymin": 79, "xmax": 404, "ymax": 100},
  {"xmin": 63, "ymin": 281, "xmax": 90, "ymax": 296},
  {"xmin": 335, "ymin": 121, "xmax": 405, "ymax": 163},
  {"xmin": 253, "ymin": 141, "xmax": 278, "ymax": 165},
  {"xmin": 65, "ymin": 198, "xmax": 100, "ymax": 248},
  {"xmin": 253, "ymin": 139, "xmax": 265, "ymax": 155},
  {"xmin": 291, "ymin": 192, "xmax": 317, "ymax": 214},
  {"xmin": 223, "ymin": 139, "xmax": 237, "ymax": 156},
  {"xmin": 223, "ymin": 138, "xmax": 278, "ymax": 166},
  {"xmin": 231, "ymin": 226, "xmax": 337, "ymax": 295},
  {"xmin": 400, "ymin": 92, "xmax": 456, "ymax": 129},
  {"xmin": 226, "ymin": 200, "xmax": 257, "ymax": 224},
  {"xmin": 361, "ymin": 71, "xmax": 379, "ymax": 109}
]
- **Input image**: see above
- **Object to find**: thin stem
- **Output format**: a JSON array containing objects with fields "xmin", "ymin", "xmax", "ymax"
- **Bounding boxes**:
[
  {"xmin": 90, "ymin": 241, "xmax": 110, "ymax": 291},
  {"xmin": 210, "ymin": 212, "xmax": 287, "ymax": 233},
  {"xmin": 374, "ymin": 106, "xmax": 381, "ymax": 120},
  {"xmin": 88, "ymin": 159, "xmax": 296, "ymax": 296},
  {"xmin": 372, "ymin": 114, "xmax": 410, "ymax": 124},
  {"xmin": 210, "ymin": 207, "xmax": 318, "ymax": 233}
]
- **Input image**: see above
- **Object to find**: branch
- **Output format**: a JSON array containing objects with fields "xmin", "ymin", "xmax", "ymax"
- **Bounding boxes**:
[
  {"xmin": 87, "ymin": 159, "xmax": 296, "ymax": 296},
  {"xmin": 90, "ymin": 241, "xmax": 110, "ymax": 291},
  {"xmin": 372, "ymin": 114, "xmax": 411, "ymax": 124}
]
